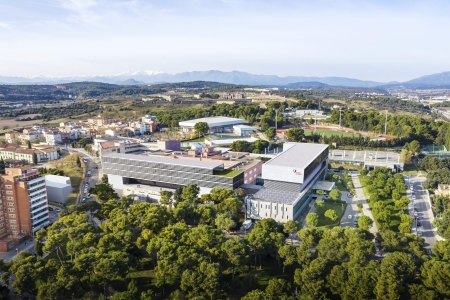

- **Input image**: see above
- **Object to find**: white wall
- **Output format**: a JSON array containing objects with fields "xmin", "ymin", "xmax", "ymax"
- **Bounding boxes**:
[
  {"xmin": 108, "ymin": 174, "xmax": 124, "ymax": 189},
  {"xmin": 262, "ymin": 164, "xmax": 304, "ymax": 183},
  {"xmin": 246, "ymin": 198, "xmax": 294, "ymax": 223}
]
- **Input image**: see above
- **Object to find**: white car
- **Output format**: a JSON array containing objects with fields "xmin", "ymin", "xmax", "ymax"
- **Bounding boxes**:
[
  {"xmin": 417, "ymin": 230, "xmax": 423, "ymax": 236},
  {"xmin": 348, "ymin": 215, "xmax": 352, "ymax": 219}
]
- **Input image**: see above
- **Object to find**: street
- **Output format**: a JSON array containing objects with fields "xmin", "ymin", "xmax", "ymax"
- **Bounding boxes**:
[
  {"xmin": 405, "ymin": 175, "xmax": 437, "ymax": 249},
  {"xmin": 68, "ymin": 148, "xmax": 102, "ymax": 205}
]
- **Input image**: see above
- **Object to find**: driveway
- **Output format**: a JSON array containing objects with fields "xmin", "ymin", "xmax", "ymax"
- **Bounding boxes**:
[{"xmin": 350, "ymin": 174, "xmax": 379, "ymax": 235}]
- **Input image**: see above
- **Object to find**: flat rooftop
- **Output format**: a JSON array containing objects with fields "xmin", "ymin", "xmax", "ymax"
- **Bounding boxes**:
[
  {"xmin": 265, "ymin": 143, "xmax": 328, "ymax": 168},
  {"xmin": 102, "ymin": 152, "xmax": 224, "ymax": 169},
  {"xmin": 252, "ymin": 189, "xmax": 301, "ymax": 204},
  {"xmin": 329, "ymin": 150, "xmax": 401, "ymax": 164},
  {"xmin": 179, "ymin": 116, "xmax": 245, "ymax": 127}
]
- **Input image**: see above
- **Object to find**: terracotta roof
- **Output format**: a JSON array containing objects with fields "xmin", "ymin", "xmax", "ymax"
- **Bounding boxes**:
[
  {"xmin": 100, "ymin": 141, "xmax": 117, "ymax": 149},
  {"xmin": 15, "ymin": 149, "xmax": 36, "ymax": 155}
]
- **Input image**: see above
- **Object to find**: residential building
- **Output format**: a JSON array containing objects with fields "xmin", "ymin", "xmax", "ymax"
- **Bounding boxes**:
[
  {"xmin": 0, "ymin": 144, "xmax": 58, "ymax": 163},
  {"xmin": 141, "ymin": 115, "xmax": 158, "ymax": 133},
  {"xmin": 45, "ymin": 175, "xmax": 72, "ymax": 204},
  {"xmin": 19, "ymin": 129, "xmax": 43, "ymax": 143},
  {"xmin": 245, "ymin": 143, "xmax": 329, "ymax": 223},
  {"xmin": 105, "ymin": 129, "xmax": 121, "ymax": 137},
  {"xmin": 0, "ymin": 166, "xmax": 50, "ymax": 251},
  {"xmin": 5, "ymin": 131, "xmax": 20, "ymax": 144},
  {"xmin": 43, "ymin": 130, "xmax": 62, "ymax": 146},
  {"xmin": 179, "ymin": 116, "xmax": 245, "ymax": 133},
  {"xmin": 87, "ymin": 116, "xmax": 112, "ymax": 127}
]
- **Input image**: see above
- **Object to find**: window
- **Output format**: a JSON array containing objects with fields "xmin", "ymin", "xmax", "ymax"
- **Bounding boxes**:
[
  {"xmin": 5, "ymin": 191, "xmax": 13, "ymax": 195},
  {"xmin": 8, "ymin": 214, "xmax": 15, "ymax": 218},
  {"xmin": 7, "ymin": 208, "xmax": 14, "ymax": 212},
  {"xmin": 6, "ymin": 202, "xmax": 14, "ymax": 206},
  {"xmin": 6, "ymin": 197, "xmax": 13, "ymax": 200},
  {"xmin": 10, "ymin": 225, "xmax": 17, "ymax": 229},
  {"xmin": 4, "ymin": 185, "xmax": 12, "ymax": 189},
  {"xmin": 12, "ymin": 231, "xmax": 18, "ymax": 235},
  {"xmin": 9, "ymin": 219, "xmax": 16, "ymax": 223},
  {"xmin": 286, "ymin": 207, "xmax": 287, "ymax": 211}
]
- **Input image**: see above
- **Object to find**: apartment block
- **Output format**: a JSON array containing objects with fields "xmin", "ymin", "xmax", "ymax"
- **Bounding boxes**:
[{"xmin": 0, "ymin": 166, "xmax": 50, "ymax": 251}]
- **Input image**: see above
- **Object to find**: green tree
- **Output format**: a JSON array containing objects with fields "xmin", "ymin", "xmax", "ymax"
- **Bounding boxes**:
[
  {"xmin": 32, "ymin": 152, "xmax": 38, "ymax": 164},
  {"xmin": 76, "ymin": 156, "xmax": 81, "ymax": 168},
  {"xmin": 285, "ymin": 128, "xmax": 304, "ymax": 142},
  {"xmin": 306, "ymin": 213, "xmax": 319, "ymax": 228},
  {"xmin": 27, "ymin": 139, "xmax": 32, "ymax": 149},
  {"xmin": 408, "ymin": 140, "xmax": 421, "ymax": 155},
  {"xmin": 221, "ymin": 237, "xmax": 250, "ymax": 280},
  {"xmin": 89, "ymin": 182, "xmax": 119, "ymax": 203},
  {"xmin": 180, "ymin": 261, "xmax": 223, "ymax": 300},
  {"xmin": 329, "ymin": 189, "xmax": 341, "ymax": 203},
  {"xmin": 278, "ymin": 245, "xmax": 296, "ymax": 274},
  {"xmin": 358, "ymin": 215, "xmax": 373, "ymax": 230},
  {"xmin": 215, "ymin": 213, "xmax": 236, "ymax": 232},
  {"xmin": 159, "ymin": 191, "xmax": 173, "ymax": 208},
  {"xmin": 324, "ymin": 209, "xmax": 339, "ymax": 221},
  {"xmin": 266, "ymin": 127, "xmax": 276, "ymax": 140},
  {"xmin": 283, "ymin": 220, "xmax": 301, "ymax": 245},
  {"xmin": 194, "ymin": 122, "xmax": 209, "ymax": 136},
  {"xmin": 181, "ymin": 184, "xmax": 199, "ymax": 203},
  {"xmin": 421, "ymin": 260, "xmax": 450, "ymax": 297}
]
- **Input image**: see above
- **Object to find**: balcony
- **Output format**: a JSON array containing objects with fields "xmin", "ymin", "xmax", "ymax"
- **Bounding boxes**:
[
  {"xmin": 32, "ymin": 212, "xmax": 49, "ymax": 225},
  {"xmin": 27, "ymin": 181, "xmax": 46, "ymax": 191},
  {"xmin": 30, "ymin": 198, "xmax": 47, "ymax": 210},
  {"xmin": 29, "ymin": 189, "xmax": 47, "ymax": 198}
]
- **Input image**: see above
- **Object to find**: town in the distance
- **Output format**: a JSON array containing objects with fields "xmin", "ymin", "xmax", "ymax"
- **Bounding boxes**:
[{"xmin": 0, "ymin": 81, "xmax": 448, "ymax": 299}]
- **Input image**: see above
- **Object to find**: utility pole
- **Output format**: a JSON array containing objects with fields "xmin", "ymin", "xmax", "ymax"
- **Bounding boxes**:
[
  {"xmin": 314, "ymin": 111, "xmax": 317, "ymax": 134},
  {"xmin": 384, "ymin": 110, "xmax": 388, "ymax": 135},
  {"xmin": 339, "ymin": 108, "xmax": 342, "ymax": 129},
  {"xmin": 275, "ymin": 109, "xmax": 278, "ymax": 131}
]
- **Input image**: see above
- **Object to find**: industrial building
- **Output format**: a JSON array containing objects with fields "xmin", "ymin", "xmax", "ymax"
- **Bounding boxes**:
[
  {"xmin": 245, "ymin": 143, "xmax": 329, "ymax": 223},
  {"xmin": 179, "ymin": 116, "xmax": 245, "ymax": 133}
]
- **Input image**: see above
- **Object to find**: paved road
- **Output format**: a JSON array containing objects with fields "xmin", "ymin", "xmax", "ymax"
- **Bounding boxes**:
[
  {"xmin": 340, "ymin": 191, "xmax": 359, "ymax": 228},
  {"xmin": 68, "ymin": 148, "xmax": 102, "ymax": 205},
  {"xmin": 405, "ymin": 175, "xmax": 437, "ymax": 249}
]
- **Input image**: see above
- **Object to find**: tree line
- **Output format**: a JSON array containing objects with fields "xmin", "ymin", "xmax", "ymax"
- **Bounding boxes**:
[{"xmin": 0, "ymin": 179, "xmax": 449, "ymax": 299}]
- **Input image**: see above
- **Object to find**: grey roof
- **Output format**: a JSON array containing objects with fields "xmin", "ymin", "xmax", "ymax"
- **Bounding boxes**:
[
  {"xmin": 102, "ymin": 152, "xmax": 224, "ymax": 169},
  {"xmin": 312, "ymin": 181, "xmax": 336, "ymax": 191},
  {"xmin": 179, "ymin": 116, "xmax": 245, "ymax": 128},
  {"xmin": 265, "ymin": 143, "xmax": 328, "ymax": 168},
  {"xmin": 253, "ymin": 188, "xmax": 301, "ymax": 204}
]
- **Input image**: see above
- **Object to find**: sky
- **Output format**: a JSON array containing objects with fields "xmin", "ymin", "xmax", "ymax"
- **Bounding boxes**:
[{"xmin": 1, "ymin": 0, "xmax": 450, "ymax": 82}]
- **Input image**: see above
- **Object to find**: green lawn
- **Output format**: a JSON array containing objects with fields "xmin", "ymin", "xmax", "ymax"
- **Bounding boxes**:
[
  {"xmin": 314, "ymin": 201, "xmax": 346, "ymax": 228},
  {"xmin": 304, "ymin": 129, "xmax": 359, "ymax": 138},
  {"xmin": 214, "ymin": 169, "xmax": 243, "ymax": 177}
]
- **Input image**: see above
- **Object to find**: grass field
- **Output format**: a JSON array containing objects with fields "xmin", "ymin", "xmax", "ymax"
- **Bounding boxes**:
[
  {"xmin": 314, "ymin": 201, "xmax": 345, "ymax": 228},
  {"xmin": 304, "ymin": 129, "xmax": 359, "ymax": 137}
]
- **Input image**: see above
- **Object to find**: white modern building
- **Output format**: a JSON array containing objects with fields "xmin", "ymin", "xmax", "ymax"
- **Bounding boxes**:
[
  {"xmin": 45, "ymin": 175, "xmax": 72, "ymax": 204},
  {"xmin": 233, "ymin": 125, "xmax": 254, "ymax": 137},
  {"xmin": 179, "ymin": 116, "xmax": 245, "ymax": 133},
  {"xmin": 245, "ymin": 143, "xmax": 329, "ymax": 223}
]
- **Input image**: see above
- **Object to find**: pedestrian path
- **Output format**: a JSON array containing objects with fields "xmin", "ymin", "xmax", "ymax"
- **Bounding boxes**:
[{"xmin": 351, "ymin": 174, "xmax": 378, "ymax": 235}]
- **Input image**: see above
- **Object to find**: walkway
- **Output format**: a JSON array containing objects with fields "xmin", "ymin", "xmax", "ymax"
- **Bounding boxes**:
[
  {"xmin": 254, "ymin": 128, "xmax": 269, "ymax": 142},
  {"xmin": 351, "ymin": 174, "xmax": 379, "ymax": 235}
]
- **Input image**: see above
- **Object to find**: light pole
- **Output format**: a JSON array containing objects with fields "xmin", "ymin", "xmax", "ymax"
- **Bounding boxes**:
[
  {"xmin": 384, "ymin": 110, "xmax": 388, "ymax": 135},
  {"xmin": 339, "ymin": 108, "xmax": 342, "ymax": 129},
  {"xmin": 275, "ymin": 109, "xmax": 278, "ymax": 131}
]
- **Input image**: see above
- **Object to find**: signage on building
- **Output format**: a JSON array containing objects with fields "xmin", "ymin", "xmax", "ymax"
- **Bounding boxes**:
[{"xmin": 293, "ymin": 169, "xmax": 302, "ymax": 175}]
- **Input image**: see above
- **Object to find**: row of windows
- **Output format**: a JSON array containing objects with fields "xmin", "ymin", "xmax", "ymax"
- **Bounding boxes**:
[
  {"xmin": 260, "ymin": 204, "xmax": 288, "ymax": 211},
  {"xmin": 7, "ymin": 202, "xmax": 14, "ymax": 206},
  {"xmin": 264, "ymin": 212, "xmax": 289, "ymax": 219}
]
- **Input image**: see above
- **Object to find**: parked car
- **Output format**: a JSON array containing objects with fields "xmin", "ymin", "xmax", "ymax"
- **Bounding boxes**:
[
  {"xmin": 417, "ymin": 222, "xmax": 421, "ymax": 226},
  {"xmin": 86, "ymin": 195, "xmax": 91, "ymax": 199},
  {"xmin": 48, "ymin": 207, "xmax": 53, "ymax": 211},
  {"xmin": 417, "ymin": 230, "xmax": 423, "ymax": 237},
  {"xmin": 55, "ymin": 208, "xmax": 61, "ymax": 212}
]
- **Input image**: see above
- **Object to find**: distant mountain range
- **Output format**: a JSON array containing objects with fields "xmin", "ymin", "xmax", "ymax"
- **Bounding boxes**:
[{"xmin": 1, "ymin": 70, "xmax": 450, "ymax": 88}]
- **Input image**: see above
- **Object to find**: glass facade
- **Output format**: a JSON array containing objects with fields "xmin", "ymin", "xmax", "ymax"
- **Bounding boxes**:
[{"xmin": 103, "ymin": 156, "xmax": 244, "ymax": 189}]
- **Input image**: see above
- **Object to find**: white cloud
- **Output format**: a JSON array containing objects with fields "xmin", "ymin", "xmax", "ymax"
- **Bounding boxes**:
[{"xmin": 0, "ymin": 22, "xmax": 11, "ymax": 29}]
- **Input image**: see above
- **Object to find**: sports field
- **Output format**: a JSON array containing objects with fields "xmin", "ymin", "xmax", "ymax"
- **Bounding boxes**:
[{"xmin": 304, "ymin": 129, "xmax": 358, "ymax": 137}]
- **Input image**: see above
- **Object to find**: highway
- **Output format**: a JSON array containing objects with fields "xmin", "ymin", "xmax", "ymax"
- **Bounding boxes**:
[{"xmin": 405, "ymin": 175, "xmax": 437, "ymax": 249}]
